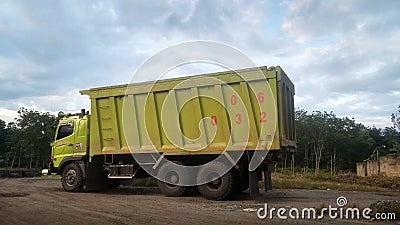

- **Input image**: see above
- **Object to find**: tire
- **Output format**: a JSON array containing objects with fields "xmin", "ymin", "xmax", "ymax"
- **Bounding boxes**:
[
  {"xmin": 61, "ymin": 162, "xmax": 85, "ymax": 192},
  {"xmin": 157, "ymin": 161, "xmax": 190, "ymax": 197},
  {"xmin": 197, "ymin": 162, "xmax": 235, "ymax": 200}
]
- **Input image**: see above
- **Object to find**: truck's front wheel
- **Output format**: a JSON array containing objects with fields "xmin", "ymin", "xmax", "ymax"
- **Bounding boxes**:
[{"xmin": 61, "ymin": 162, "xmax": 85, "ymax": 192}]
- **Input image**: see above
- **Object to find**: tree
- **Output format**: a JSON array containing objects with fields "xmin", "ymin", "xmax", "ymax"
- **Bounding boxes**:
[
  {"xmin": 0, "ymin": 119, "xmax": 6, "ymax": 166},
  {"xmin": 382, "ymin": 127, "xmax": 400, "ymax": 153},
  {"xmin": 294, "ymin": 109, "xmax": 311, "ymax": 172},
  {"xmin": 295, "ymin": 109, "xmax": 375, "ymax": 174},
  {"xmin": 391, "ymin": 105, "xmax": 400, "ymax": 130},
  {"xmin": 4, "ymin": 108, "xmax": 57, "ymax": 169},
  {"xmin": 390, "ymin": 105, "xmax": 400, "ymax": 152},
  {"xmin": 295, "ymin": 110, "xmax": 331, "ymax": 175},
  {"xmin": 368, "ymin": 127, "xmax": 386, "ymax": 148},
  {"xmin": 5, "ymin": 122, "xmax": 22, "ymax": 168}
]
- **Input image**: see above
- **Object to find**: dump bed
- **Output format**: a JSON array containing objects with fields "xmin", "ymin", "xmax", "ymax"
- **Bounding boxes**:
[{"xmin": 80, "ymin": 66, "xmax": 295, "ymax": 157}]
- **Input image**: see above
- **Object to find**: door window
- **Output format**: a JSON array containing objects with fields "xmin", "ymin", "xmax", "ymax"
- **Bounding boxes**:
[{"xmin": 56, "ymin": 124, "xmax": 74, "ymax": 140}]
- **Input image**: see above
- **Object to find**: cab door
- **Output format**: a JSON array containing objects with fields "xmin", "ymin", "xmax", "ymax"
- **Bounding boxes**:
[
  {"xmin": 73, "ymin": 118, "xmax": 87, "ymax": 156},
  {"xmin": 53, "ymin": 122, "xmax": 75, "ymax": 162}
]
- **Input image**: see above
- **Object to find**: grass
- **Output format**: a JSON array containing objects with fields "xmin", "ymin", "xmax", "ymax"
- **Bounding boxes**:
[
  {"xmin": 112, "ymin": 170, "xmax": 400, "ymax": 191},
  {"xmin": 47, "ymin": 174, "xmax": 61, "ymax": 178},
  {"xmin": 132, "ymin": 177, "xmax": 158, "ymax": 187},
  {"xmin": 271, "ymin": 171, "xmax": 400, "ymax": 192}
]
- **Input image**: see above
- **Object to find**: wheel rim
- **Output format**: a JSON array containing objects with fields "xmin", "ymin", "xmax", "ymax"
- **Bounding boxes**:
[
  {"xmin": 205, "ymin": 172, "xmax": 222, "ymax": 190},
  {"xmin": 165, "ymin": 171, "xmax": 179, "ymax": 188},
  {"xmin": 65, "ymin": 169, "xmax": 77, "ymax": 186}
]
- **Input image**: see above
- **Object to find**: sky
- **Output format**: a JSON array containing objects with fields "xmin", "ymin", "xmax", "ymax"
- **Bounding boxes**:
[{"xmin": 0, "ymin": 0, "xmax": 399, "ymax": 128}]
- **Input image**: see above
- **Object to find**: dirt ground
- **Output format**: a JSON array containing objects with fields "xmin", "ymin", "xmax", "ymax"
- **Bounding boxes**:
[{"xmin": 0, "ymin": 177, "xmax": 399, "ymax": 225}]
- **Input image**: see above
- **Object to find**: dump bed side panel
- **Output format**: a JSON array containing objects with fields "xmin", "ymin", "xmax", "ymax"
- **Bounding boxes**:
[{"xmin": 84, "ymin": 67, "xmax": 294, "ymax": 156}]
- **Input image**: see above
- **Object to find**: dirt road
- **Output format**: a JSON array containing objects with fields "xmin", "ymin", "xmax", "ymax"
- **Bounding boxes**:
[{"xmin": 0, "ymin": 177, "xmax": 398, "ymax": 225}]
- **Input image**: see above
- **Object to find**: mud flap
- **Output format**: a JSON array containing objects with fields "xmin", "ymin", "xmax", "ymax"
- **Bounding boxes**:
[
  {"xmin": 85, "ymin": 160, "xmax": 107, "ymax": 191},
  {"xmin": 249, "ymin": 170, "xmax": 259, "ymax": 197},
  {"xmin": 264, "ymin": 163, "xmax": 273, "ymax": 192},
  {"xmin": 247, "ymin": 151, "xmax": 259, "ymax": 197}
]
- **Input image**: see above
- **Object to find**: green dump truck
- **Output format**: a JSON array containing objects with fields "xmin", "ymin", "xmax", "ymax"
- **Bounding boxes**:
[{"xmin": 49, "ymin": 66, "xmax": 295, "ymax": 200}]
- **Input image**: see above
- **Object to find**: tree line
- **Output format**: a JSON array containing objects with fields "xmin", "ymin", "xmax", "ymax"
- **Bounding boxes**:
[
  {"xmin": 292, "ymin": 109, "xmax": 400, "ymax": 175},
  {"xmin": 0, "ymin": 107, "xmax": 399, "ymax": 172},
  {"xmin": 0, "ymin": 108, "xmax": 58, "ymax": 169}
]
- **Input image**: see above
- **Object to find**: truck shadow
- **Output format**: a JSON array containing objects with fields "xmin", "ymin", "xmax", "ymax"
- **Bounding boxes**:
[
  {"xmin": 98, "ymin": 186, "xmax": 312, "ymax": 203},
  {"xmin": 98, "ymin": 186, "xmax": 162, "ymax": 196}
]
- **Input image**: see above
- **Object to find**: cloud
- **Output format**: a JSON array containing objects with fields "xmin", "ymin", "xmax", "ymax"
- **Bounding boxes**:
[
  {"xmin": 0, "ymin": 107, "xmax": 17, "ymax": 123},
  {"xmin": 0, "ymin": 0, "xmax": 399, "ymax": 128},
  {"xmin": 280, "ymin": 0, "xmax": 400, "ymax": 127},
  {"xmin": 281, "ymin": 0, "xmax": 400, "ymax": 42},
  {"xmin": 0, "ymin": 88, "xmax": 89, "ymax": 123}
]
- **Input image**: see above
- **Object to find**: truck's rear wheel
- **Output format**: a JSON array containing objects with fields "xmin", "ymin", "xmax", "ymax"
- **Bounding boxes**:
[
  {"xmin": 157, "ymin": 161, "xmax": 190, "ymax": 197},
  {"xmin": 197, "ymin": 162, "xmax": 235, "ymax": 200},
  {"xmin": 61, "ymin": 162, "xmax": 84, "ymax": 192}
]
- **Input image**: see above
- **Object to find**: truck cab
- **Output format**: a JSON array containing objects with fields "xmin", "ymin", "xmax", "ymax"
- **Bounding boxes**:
[{"xmin": 50, "ymin": 112, "xmax": 89, "ymax": 177}]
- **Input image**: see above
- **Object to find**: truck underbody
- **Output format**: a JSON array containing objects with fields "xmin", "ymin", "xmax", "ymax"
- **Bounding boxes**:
[{"xmin": 52, "ymin": 150, "xmax": 285, "ymax": 200}]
